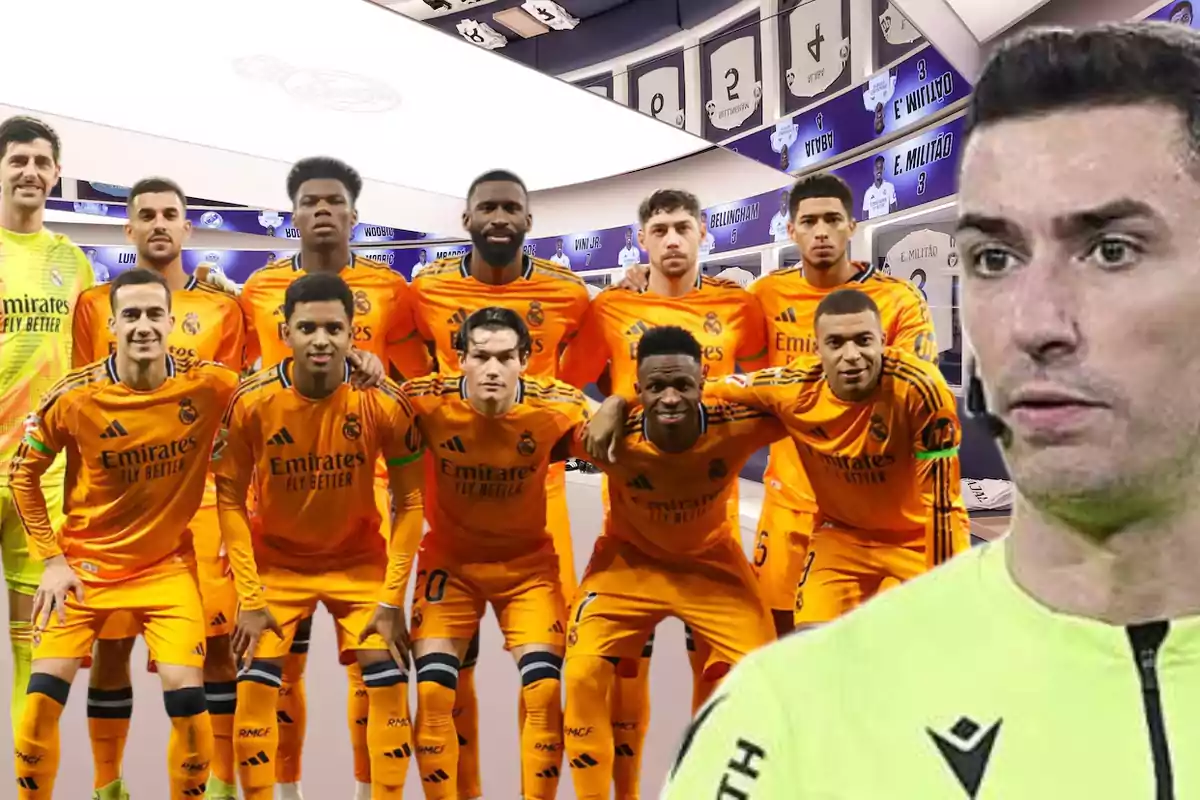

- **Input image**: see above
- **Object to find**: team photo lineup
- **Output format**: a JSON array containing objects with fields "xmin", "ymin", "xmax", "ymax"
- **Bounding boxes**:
[{"xmin": 0, "ymin": 109, "xmax": 968, "ymax": 800}]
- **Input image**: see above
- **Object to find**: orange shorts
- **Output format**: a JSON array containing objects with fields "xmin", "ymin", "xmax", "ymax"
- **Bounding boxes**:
[
  {"xmin": 566, "ymin": 537, "xmax": 774, "ymax": 677},
  {"xmin": 253, "ymin": 560, "xmax": 390, "ymax": 663},
  {"xmin": 751, "ymin": 496, "xmax": 817, "ymax": 611},
  {"xmin": 409, "ymin": 544, "xmax": 566, "ymax": 651},
  {"xmin": 547, "ymin": 462, "xmax": 576, "ymax": 601},
  {"xmin": 34, "ymin": 564, "xmax": 206, "ymax": 669},
  {"xmin": 794, "ymin": 526, "xmax": 926, "ymax": 625}
]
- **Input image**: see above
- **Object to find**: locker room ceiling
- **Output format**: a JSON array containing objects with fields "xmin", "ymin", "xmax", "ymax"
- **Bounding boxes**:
[{"xmin": 371, "ymin": 0, "xmax": 746, "ymax": 75}]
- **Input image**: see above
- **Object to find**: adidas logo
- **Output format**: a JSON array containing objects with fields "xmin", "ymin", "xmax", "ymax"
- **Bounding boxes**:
[
  {"xmin": 276, "ymin": 711, "xmax": 294, "ymax": 725},
  {"xmin": 457, "ymin": 734, "xmax": 468, "ymax": 746},
  {"xmin": 209, "ymin": 612, "xmax": 227, "ymax": 627},
  {"xmin": 383, "ymin": 744, "xmax": 412, "ymax": 759},
  {"xmin": 548, "ymin": 620, "xmax": 564, "ymax": 634},
  {"xmin": 774, "ymin": 307, "xmax": 797, "ymax": 323},
  {"xmin": 625, "ymin": 320, "xmax": 649, "ymax": 337},
  {"xmin": 446, "ymin": 308, "xmax": 469, "ymax": 327},
  {"xmin": 17, "ymin": 777, "xmax": 39, "ymax": 791},
  {"xmin": 182, "ymin": 784, "xmax": 207, "ymax": 797},
  {"xmin": 355, "ymin": 716, "xmax": 368, "ymax": 727},
  {"xmin": 99, "ymin": 420, "xmax": 129, "ymax": 439},
  {"xmin": 240, "ymin": 750, "xmax": 271, "ymax": 767},
  {"xmin": 536, "ymin": 766, "xmax": 560, "ymax": 779},
  {"xmin": 423, "ymin": 769, "xmax": 452, "ymax": 784},
  {"xmin": 627, "ymin": 474, "xmax": 654, "ymax": 491},
  {"xmin": 268, "ymin": 428, "xmax": 295, "ymax": 446},
  {"xmin": 440, "ymin": 436, "xmax": 466, "ymax": 453},
  {"xmin": 615, "ymin": 743, "xmax": 635, "ymax": 757},
  {"xmin": 570, "ymin": 753, "xmax": 599, "ymax": 769},
  {"xmin": 192, "ymin": 643, "xmax": 206, "ymax": 657}
]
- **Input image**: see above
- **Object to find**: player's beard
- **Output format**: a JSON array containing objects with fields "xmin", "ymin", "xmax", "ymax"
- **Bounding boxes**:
[{"xmin": 470, "ymin": 229, "xmax": 525, "ymax": 267}]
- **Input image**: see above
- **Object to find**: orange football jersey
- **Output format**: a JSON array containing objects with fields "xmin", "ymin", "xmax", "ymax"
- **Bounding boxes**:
[
  {"xmin": 559, "ymin": 274, "xmax": 768, "ymax": 396},
  {"xmin": 704, "ymin": 348, "xmax": 968, "ymax": 567},
  {"xmin": 404, "ymin": 373, "xmax": 590, "ymax": 561},
  {"xmin": 213, "ymin": 360, "xmax": 423, "ymax": 597},
  {"xmin": 8, "ymin": 355, "xmax": 238, "ymax": 583},
  {"xmin": 580, "ymin": 401, "xmax": 783, "ymax": 570},
  {"xmin": 72, "ymin": 274, "xmax": 245, "ymax": 371},
  {"xmin": 239, "ymin": 254, "xmax": 429, "ymax": 378},
  {"xmin": 749, "ymin": 261, "xmax": 937, "ymax": 512},
  {"xmin": 411, "ymin": 254, "xmax": 589, "ymax": 379}
]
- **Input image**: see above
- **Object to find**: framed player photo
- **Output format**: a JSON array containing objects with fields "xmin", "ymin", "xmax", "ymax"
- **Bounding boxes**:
[
  {"xmin": 873, "ymin": 0, "xmax": 924, "ymax": 69},
  {"xmin": 574, "ymin": 72, "xmax": 615, "ymax": 100},
  {"xmin": 628, "ymin": 49, "xmax": 687, "ymax": 129},
  {"xmin": 700, "ymin": 13, "xmax": 764, "ymax": 142},
  {"xmin": 779, "ymin": 0, "xmax": 852, "ymax": 115}
]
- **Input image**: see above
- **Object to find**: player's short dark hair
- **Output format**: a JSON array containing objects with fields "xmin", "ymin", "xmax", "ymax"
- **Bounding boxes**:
[
  {"xmin": 1174, "ymin": 1, "xmax": 1194, "ymax": 15},
  {"xmin": 637, "ymin": 189, "xmax": 702, "ymax": 224},
  {"xmin": 283, "ymin": 272, "xmax": 354, "ymax": 322},
  {"xmin": 467, "ymin": 170, "xmax": 528, "ymax": 203},
  {"xmin": 128, "ymin": 177, "xmax": 187, "ymax": 211},
  {"xmin": 788, "ymin": 173, "xmax": 854, "ymax": 220},
  {"xmin": 286, "ymin": 157, "xmax": 363, "ymax": 205},
  {"xmin": 636, "ymin": 325, "xmax": 702, "ymax": 365},
  {"xmin": 0, "ymin": 115, "xmax": 61, "ymax": 163},
  {"xmin": 110, "ymin": 267, "xmax": 172, "ymax": 312},
  {"xmin": 457, "ymin": 306, "xmax": 532, "ymax": 358},
  {"xmin": 968, "ymin": 22, "xmax": 1200, "ymax": 163},
  {"xmin": 814, "ymin": 288, "xmax": 881, "ymax": 325}
]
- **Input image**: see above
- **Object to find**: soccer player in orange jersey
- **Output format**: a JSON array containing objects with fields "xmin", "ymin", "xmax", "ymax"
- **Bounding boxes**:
[
  {"xmin": 8, "ymin": 268, "xmax": 239, "ymax": 800},
  {"xmin": 561, "ymin": 326, "xmax": 779, "ymax": 800},
  {"xmin": 234, "ymin": 157, "xmax": 419, "ymax": 799},
  {"xmin": 0, "ymin": 116, "xmax": 95, "ymax": 740},
  {"xmin": 558, "ymin": 188, "xmax": 767, "ymax": 795},
  {"xmin": 694, "ymin": 288, "xmax": 968, "ymax": 624},
  {"xmin": 72, "ymin": 176, "xmax": 246, "ymax": 800},
  {"xmin": 399, "ymin": 307, "xmax": 591, "ymax": 800},
  {"xmin": 215, "ymin": 273, "xmax": 425, "ymax": 800},
  {"xmin": 410, "ymin": 170, "xmax": 589, "ymax": 798}
]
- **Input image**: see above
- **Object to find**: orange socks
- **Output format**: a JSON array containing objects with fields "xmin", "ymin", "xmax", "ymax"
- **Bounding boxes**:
[
  {"xmin": 14, "ymin": 673, "xmax": 69, "ymax": 799},
  {"xmin": 563, "ymin": 655, "xmax": 617, "ymax": 800},
  {"xmin": 234, "ymin": 660, "xmax": 282, "ymax": 800},
  {"xmin": 205, "ymin": 680, "xmax": 238, "ymax": 785},
  {"xmin": 611, "ymin": 636, "xmax": 654, "ymax": 800},
  {"xmin": 453, "ymin": 633, "xmax": 482, "ymax": 798},
  {"xmin": 87, "ymin": 686, "xmax": 133, "ymax": 788},
  {"xmin": 275, "ymin": 616, "xmax": 310, "ymax": 785},
  {"xmin": 518, "ymin": 652, "xmax": 564, "ymax": 800},
  {"xmin": 362, "ymin": 659, "xmax": 413, "ymax": 799},
  {"xmin": 347, "ymin": 662, "xmax": 372, "ymax": 784},
  {"xmin": 685, "ymin": 625, "xmax": 719, "ymax": 712},
  {"xmin": 415, "ymin": 652, "xmax": 460, "ymax": 799},
  {"xmin": 164, "ymin": 687, "xmax": 213, "ymax": 798}
]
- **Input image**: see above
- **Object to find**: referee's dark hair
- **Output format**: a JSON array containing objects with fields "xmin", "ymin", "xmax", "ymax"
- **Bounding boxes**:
[
  {"xmin": 637, "ymin": 325, "xmax": 703, "ymax": 365},
  {"xmin": 456, "ymin": 306, "xmax": 532, "ymax": 359}
]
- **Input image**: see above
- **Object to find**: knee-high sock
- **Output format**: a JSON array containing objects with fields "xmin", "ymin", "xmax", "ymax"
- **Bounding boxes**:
[
  {"xmin": 234, "ymin": 660, "xmax": 283, "ymax": 800},
  {"xmin": 164, "ymin": 687, "xmax": 213, "ymax": 798},
  {"xmin": 454, "ymin": 632, "xmax": 481, "ymax": 799},
  {"xmin": 9, "ymin": 620, "xmax": 33, "ymax": 738},
  {"xmin": 205, "ymin": 680, "xmax": 238, "ymax": 785},
  {"xmin": 684, "ymin": 625, "xmax": 720, "ymax": 713},
  {"xmin": 87, "ymin": 686, "xmax": 133, "ymax": 788},
  {"xmin": 275, "ymin": 616, "xmax": 310, "ymax": 785},
  {"xmin": 362, "ymin": 659, "xmax": 413, "ymax": 799},
  {"xmin": 415, "ymin": 652, "xmax": 460, "ymax": 799},
  {"xmin": 611, "ymin": 636, "xmax": 654, "ymax": 800},
  {"xmin": 563, "ymin": 655, "xmax": 617, "ymax": 800},
  {"xmin": 14, "ymin": 673, "xmax": 69, "ymax": 799},
  {"xmin": 518, "ymin": 652, "xmax": 564, "ymax": 800},
  {"xmin": 346, "ymin": 662, "xmax": 372, "ymax": 784}
]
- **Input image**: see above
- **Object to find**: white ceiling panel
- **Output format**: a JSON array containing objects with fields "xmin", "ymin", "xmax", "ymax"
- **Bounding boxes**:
[{"xmin": 943, "ymin": 0, "xmax": 1055, "ymax": 41}]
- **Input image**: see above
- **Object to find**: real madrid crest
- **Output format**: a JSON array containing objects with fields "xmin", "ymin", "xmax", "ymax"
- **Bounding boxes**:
[
  {"xmin": 703, "ymin": 311, "xmax": 723, "ymax": 335},
  {"xmin": 354, "ymin": 290, "xmax": 371, "ymax": 315},
  {"xmin": 182, "ymin": 311, "xmax": 201, "ymax": 335},
  {"xmin": 526, "ymin": 301, "xmax": 545, "ymax": 327},
  {"xmin": 517, "ymin": 430, "xmax": 537, "ymax": 456},
  {"xmin": 178, "ymin": 398, "xmax": 198, "ymax": 425},
  {"xmin": 343, "ymin": 413, "xmax": 363, "ymax": 441}
]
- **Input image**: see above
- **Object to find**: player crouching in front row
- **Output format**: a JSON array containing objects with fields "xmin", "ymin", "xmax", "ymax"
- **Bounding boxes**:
[
  {"xmin": 215, "ymin": 272, "xmax": 423, "ymax": 800},
  {"xmin": 395, "ymin": 307, "xmax": 593, "ymax": 800},
  {"xmin": 9, "ymin": 269, "xmax": 240, "ymax": 799}
]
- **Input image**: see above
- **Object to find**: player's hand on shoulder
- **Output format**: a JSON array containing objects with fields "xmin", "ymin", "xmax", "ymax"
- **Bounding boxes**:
[
  {"xmin": 194, "ymin": 263, "xmax": 243, "ymax": 297},
  {"xmin": 618, "ymin": 264, "xmax": 650, "ymax": 293},
  {"xmin": 32, "ymin": 555, "xmax": 84, "ymax": 632},
  {"xmin": 232, "ymin": 606, "xmax": 283, "ymax": 667},
  {"xmin": 360, "ymin": 603, "xmax": 412, "ymax": 668},
  {"xmin": 347, "ymin": 349, "xmax": 384, "ymax": 389},
  {"xmin": 583, "ymin": 395, "xmax": 629, "ymax": 464}
]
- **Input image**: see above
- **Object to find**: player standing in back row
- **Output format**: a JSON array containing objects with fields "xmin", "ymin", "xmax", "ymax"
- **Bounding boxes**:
[
  {"xmin": 9, "ymin": 268, "xmax": 239, "ymax": 799},
  {"xmin": 72, "ymin": 176, "xmax": 246, "ymax": 800},
  {"xmin": 0, "ymin": 115, "xmax": 95, "ymax": 737},
  {"xmin": 410, "ymin": 169, "xmax": 589, "ymax": 800}
]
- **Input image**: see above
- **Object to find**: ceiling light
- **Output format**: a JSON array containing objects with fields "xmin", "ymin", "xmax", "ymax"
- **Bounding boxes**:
[{"xmin": 492, "ymin": 7, "xmax": 549, "ymax": 38}]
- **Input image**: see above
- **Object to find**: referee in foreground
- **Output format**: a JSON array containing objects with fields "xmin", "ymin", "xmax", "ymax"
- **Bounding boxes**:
[{"xmin": 663, "ymin": 21, "xmax": 1200, "ymax": 799}]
